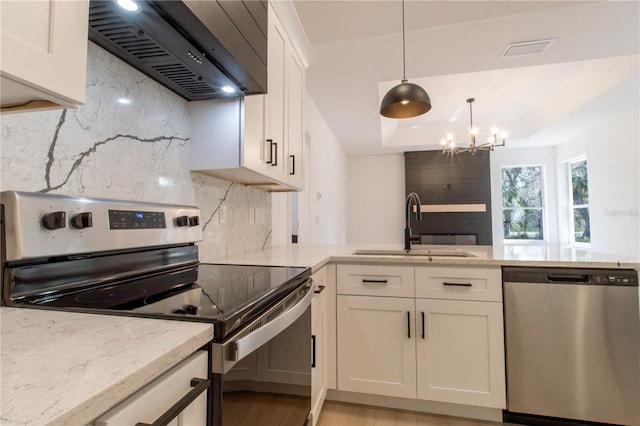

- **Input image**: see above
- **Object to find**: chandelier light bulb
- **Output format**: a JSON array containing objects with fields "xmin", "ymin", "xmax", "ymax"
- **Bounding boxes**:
[
  {"xmin": 446, "ymin": 133, "xmax": 454, "ymax": 141},
  {"xmin": 470, "ymin": 127, "xmax": 479, "ymax": 136},
  {"xmin": 491, "ymin": 127, "xmax": 499, "ymax": 135},
  {"xmin": 440, "ymin": 139, "xmax": 446, "ymax": 146}
]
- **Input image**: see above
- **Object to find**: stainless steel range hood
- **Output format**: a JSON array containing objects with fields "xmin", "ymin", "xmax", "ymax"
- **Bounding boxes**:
[{"xmin": 88, "ymin": 0, "xmax": 267, "ymax": 100}]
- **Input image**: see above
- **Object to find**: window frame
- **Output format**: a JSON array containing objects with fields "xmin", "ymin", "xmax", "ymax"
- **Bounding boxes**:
[
  {"xmin": 567, "ymin": 156, "xmax": 591, "ymax": 248},
  {"xmin": 500, "ymin": 164, "xmax": 547, "ymax": 244}
]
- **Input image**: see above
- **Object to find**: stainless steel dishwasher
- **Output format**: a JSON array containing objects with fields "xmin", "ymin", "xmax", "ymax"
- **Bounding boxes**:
[{"xmin": 503, "ymin": 267, "xmax": 639, "ymax": 426}]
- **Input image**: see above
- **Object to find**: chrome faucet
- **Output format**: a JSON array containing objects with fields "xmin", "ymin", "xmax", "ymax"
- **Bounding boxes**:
[{"xmin": 405, "ymin": 192, "xmax": 422, "ymax": 251}]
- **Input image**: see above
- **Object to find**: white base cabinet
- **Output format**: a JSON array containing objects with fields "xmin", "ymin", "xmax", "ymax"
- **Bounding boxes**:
[
  {"xmin": 311, "ymin": 281, "xmax": 327, "ymax": 425},
  {"xmin": 94, "ymin": 351, "xmax": 208, "ymax": 426},
  {"xmin": 335, "ymin": 264, "xmax": 506, "ymax": 410}
]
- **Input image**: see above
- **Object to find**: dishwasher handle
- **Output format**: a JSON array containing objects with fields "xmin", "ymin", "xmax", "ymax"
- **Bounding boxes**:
[{"xmin": 546, "ymin": 273, "xmax": 589, "ymax": 283}]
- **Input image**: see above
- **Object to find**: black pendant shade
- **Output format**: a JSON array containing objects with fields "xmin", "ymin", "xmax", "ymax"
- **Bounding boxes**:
[
  {"xmin": 379, "ymin": 0, "xmax": 431, "ymax": 119},
  {"xmin": 380, "ymin": 78, "xmax": 432, "ymax": 118}
]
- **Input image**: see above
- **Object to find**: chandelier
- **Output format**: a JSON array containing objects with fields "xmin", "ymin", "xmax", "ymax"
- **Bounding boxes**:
[{"xmin": 440, "ymin": 98, "xmax": 507, "ymax": 154}]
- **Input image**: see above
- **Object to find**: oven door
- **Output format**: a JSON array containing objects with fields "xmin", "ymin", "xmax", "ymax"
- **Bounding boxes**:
[{"xmin": 211, "ymin": 280, "xmax": 313, "ymax": 426}]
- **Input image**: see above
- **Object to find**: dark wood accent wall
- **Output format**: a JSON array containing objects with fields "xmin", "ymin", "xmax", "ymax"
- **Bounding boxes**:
[{"xmin": 404, "ymin": 151, "xmax": 493, "ymax": 245}]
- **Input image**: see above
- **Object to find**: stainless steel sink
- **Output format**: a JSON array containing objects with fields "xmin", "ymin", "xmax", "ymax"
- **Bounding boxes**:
[{"xmin": 353, "ymin": 248, "xmax": 476, "ymax": 257}]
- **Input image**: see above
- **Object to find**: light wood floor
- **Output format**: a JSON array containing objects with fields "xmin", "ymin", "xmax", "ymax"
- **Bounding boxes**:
[{"xmin": 317, "ymin": 401, "xmax": 510, "ymax": 426}]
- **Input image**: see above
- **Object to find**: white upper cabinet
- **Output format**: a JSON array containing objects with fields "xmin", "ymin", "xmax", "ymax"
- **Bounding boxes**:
[
  {"xmin": 285, "ymin": 47, "xmax": 305, "ymax": 189},
  {"xmin": 1, "ymin": 0, "xmax": 88, "ymax": 113},
  {"xmin": 189, "ymin": 2, "xmax": 308, "ymax": 191}
]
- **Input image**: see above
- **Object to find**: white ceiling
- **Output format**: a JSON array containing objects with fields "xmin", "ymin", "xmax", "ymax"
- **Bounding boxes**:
[{"xmin": 292, "ymin": 1, "xmax": 640, "ymax": 156}]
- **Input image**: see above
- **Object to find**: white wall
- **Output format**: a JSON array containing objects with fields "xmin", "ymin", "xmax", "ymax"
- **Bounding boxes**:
[
  {"xmin": 555, "ymin": 108, "xmax": 639, "ymax": 257},
  {"xmin": 489, "ymin": 147, "xmax": 559, "ymax": 246},
  {"xmin": 347, "ymin": 154, "xmax": 405, "ymax": 244},
  {"xmin": 272, "ymin": 95, "xmax": 348, "ymax": 246}
]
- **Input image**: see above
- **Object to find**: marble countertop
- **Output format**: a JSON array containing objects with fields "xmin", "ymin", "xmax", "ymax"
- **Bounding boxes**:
[
  {"xmin": 205, "ymin": 244, "xmax": 640, "ymax": 271},
  {"xmin": 0, "ymin": 307, "xmax": 213, "ymax": 426}
]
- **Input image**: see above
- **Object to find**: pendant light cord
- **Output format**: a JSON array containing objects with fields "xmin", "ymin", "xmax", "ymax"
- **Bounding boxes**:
[{"xmin": 402, "ymin": 0, "xmax": 406, "ymax": 80}]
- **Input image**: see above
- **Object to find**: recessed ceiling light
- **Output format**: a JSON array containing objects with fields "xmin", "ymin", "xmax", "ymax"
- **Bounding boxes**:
[
  {"xmin": 221, "ymin": 86, "xmax": 236, "ymax": 94},
  {"xmin": 117, "ymin": 97, "xmax": 131, "ymax": 105},
  {"xmin": 502, "ymin": 39, "xmax": 555, "ymax": 58},
  {"xmin": 116, "ymin": 0, "xmax": 140, "ymax": 12}
]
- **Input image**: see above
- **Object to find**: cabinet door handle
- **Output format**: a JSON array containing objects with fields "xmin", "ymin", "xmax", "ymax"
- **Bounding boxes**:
[
  {"xmin": 289, "ymin": 154, "xmax": 295, "ymax": 175},
  {"xmin": 272, "ymin": 142, "xmax": 278, "ymax": 166},
  {"xmin": 135, "ymin": 377, "xmax": 210, "ymax": 426},
  {"xmin": 362, "ymin": 279, "xmax": 388, "ymax": 284},
  {"xmin": 407, "ymin": 311, "xmax": 411, "ymax": 339},
  {"xmin": 421, "ymin": 312, "xmax": 425, "ymax": 339},
  {"xmin": 311, "ymin": 335, "xmax": 317, "ymax": 368},
  {"xmin": 314, "ymin": 285, "xmax": 326, "ymax": 294},
  {"xmin": 266, "ymin": 139, "xmax": 273, "ymax": 164},
  {"xmin": 443, "ymin": 282, "xmax": 472, "ymax": 287}
]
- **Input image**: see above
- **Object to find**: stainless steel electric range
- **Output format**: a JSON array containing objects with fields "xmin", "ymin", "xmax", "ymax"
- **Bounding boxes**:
[{"xmin": 0, "ymin": 191, "xmax": 313, "ymax": 426}]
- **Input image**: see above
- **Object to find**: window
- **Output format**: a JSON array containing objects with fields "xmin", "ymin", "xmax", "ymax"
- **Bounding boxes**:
[
  {"xmin": 501, "ymin": 166, "xmax": 545, "ymax": 241},
  {"xmin": 568, "ymin": 158, "xmax": 590, "ymax": 245}
]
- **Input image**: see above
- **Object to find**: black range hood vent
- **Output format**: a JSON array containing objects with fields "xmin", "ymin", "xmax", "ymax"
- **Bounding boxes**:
[{"xmin": 88, "ymin": 0, "xmax": 267, "ymax": 101}]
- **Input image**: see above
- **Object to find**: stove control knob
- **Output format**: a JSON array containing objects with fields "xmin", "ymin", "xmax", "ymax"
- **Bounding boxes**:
[
  {"xmin": 188, "ymin": 216, "xmax": 200, "ymax": 227},
  {"xmin": 184, "ymin": 304, "xmax": 198, "ymax": 315},
  {"xmin": 172, "ymin": 308, "xmax": 187, "ymax": 315},
  {"xmin": 42, "ymin": 211, "xmax": 66, "ymax": 230},
  {"xmin": 176, "ymin": 215, "xmax": 189, "ymax": 227},
  {"xmin": 71, "ymin": 212, "xmax": 93, "ymax": 229}
]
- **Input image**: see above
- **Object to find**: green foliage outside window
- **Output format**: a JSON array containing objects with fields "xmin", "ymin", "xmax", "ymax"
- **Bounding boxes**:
[
  {"xmin": 502, "ymin": 167, "xmax": 544, "ymax": 240},
  {"xmin": 570, "ymin": 160, "xmax": 590, "ymax": 243}
]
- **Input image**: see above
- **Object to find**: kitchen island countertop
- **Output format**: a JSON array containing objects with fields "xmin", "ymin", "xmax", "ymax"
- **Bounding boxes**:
[
  {"xmin": 0, "ymin": 307, "xmax": 213, "ymax": 426},
  {"xmin": 205, "ymin": 244, "xmax": 640, "ymax": 271}
]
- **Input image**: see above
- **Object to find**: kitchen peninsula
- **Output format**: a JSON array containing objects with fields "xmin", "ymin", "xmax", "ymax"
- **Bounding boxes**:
[{"xmin": 207, "ymin": 243, "xmax": 640, "ymax": 271}]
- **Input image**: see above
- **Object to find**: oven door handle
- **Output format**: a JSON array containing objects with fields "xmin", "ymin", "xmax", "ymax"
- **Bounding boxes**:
[{"xmin": 228, "ymin": 282, "xmax": 313, "ymax": 362}]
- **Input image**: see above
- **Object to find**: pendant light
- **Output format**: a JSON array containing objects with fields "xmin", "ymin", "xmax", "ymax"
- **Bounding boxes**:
[{"xmin": 380, "ymin": 0, "xmax": 431, "ymax": 119}]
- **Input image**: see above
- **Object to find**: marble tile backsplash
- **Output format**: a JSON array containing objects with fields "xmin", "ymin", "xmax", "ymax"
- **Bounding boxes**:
[{"xmin": 0, "ymin": 43, "xmax": 271, "ymax": 259}]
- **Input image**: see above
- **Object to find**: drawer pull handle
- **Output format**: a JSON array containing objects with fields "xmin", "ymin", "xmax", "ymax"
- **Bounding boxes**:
[
  {"xmin": 272, "ymin": 142, "xmax": 278, "ymax": 166},
  {"xmin": 135, "ymin": 377, "xmax": 210, "ymax": 426},
  {"xmin": 312, "ymin": 335, "xmax": 316, "ymax": 368},
  {"xmin": 443, "ymin": 282, "xmax": 472, "ymax": 287},
  {"xmin": 362, "ymin": 279, "xmax": 388, "ymax": 284},
  {"xmin": 314, "ymin": 285, "xmax": 326, "ymax": 294},
  {"xmin": 266, "ymin": 139, "xmax": 273, "ymax": 164}
]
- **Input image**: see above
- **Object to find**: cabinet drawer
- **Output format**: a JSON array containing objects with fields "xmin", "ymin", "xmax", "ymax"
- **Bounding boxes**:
[
  {"xmin": 94, "ymin": 351, "xmax": 208, "ymax": 426},
  {"xmin": 337, "ymin": 264, "xmax": 414, "ymax": 297},
  {"xmin": 415, "ymin": 266, "xmax": 502, "ymax": 301}
]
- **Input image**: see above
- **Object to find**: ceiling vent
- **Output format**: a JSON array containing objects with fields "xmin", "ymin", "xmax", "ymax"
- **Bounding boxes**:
[{"xmin": 501, "ymin": 39, "xmax": 555, "ymax": 58}]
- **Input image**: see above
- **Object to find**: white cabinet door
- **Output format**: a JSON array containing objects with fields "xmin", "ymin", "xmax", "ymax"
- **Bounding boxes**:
[
  {"xmin": 415, "ymin": 299, "xmax": 506, "ymax": 408},
  {"xmin": 1, "ymin": 0, "xmax": 88, "ymax": 112},
  {"xmin": 264, "ymin": 4, "xmax": 287, "ymax": 182},
  {"xmin": 337, "ymin": 295, "xmax": 416, "ymax": 399},
  {"xmin": 286, "ymin": 49, "xmax": 305, "ymax": 190},
  {"xmin": 311, "ymin": 288, "xmax": 327, "ymax": 425},
  {"xmin": 243, "ymin": 95, "xmax": 268, "ymax": 176},
  {"xmin": 94, "ymin": 351, "xmax": 208, "ymax": 426}
]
